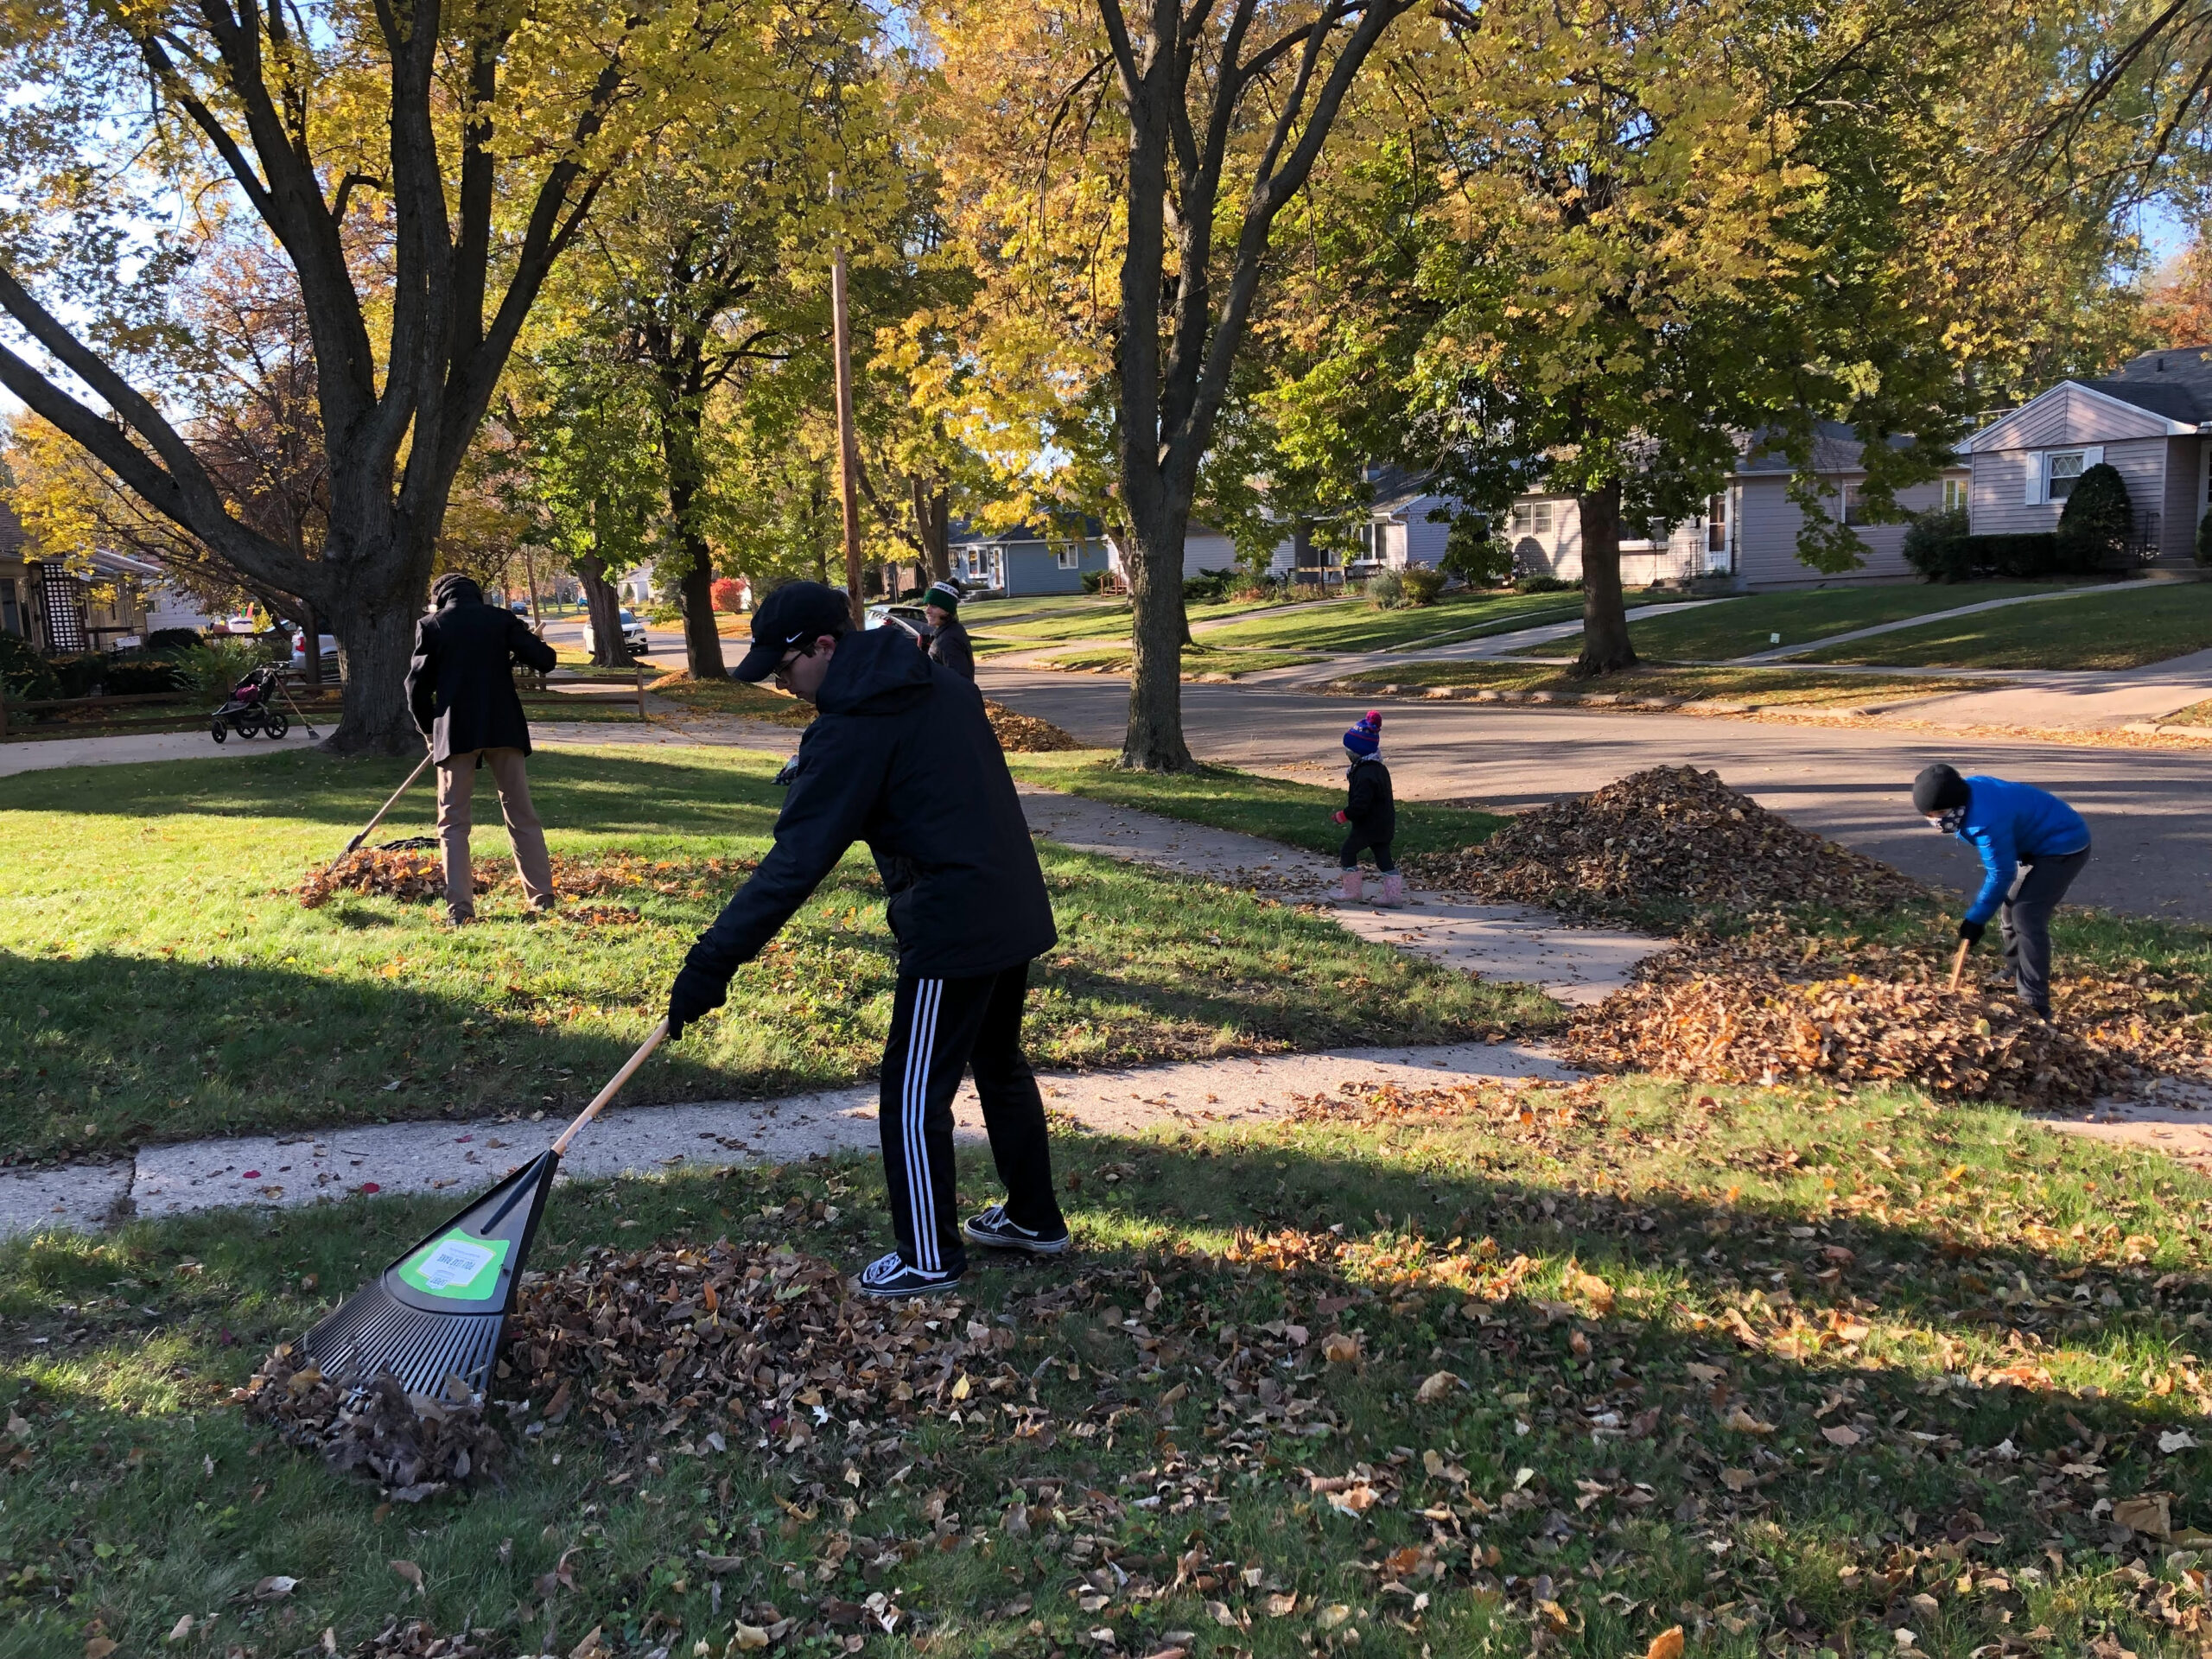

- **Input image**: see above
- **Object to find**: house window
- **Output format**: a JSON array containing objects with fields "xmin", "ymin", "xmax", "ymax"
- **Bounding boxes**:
[
  {"xmin": 1942, "ymin": 476, "xmax": 1967, "ymax": 512},
  {"xmin": 1707, "ymin": 493, "xmax": 1726, "ymax": 555},
  {"xmin": 1510, "ymin": 501, "xmax": 1555, "ymax": 537},
  {"xmin": 0, "ymin": 579, "xmax": 17, "ymax": 637},
  {"xmin": 1841, "ymin": 484, "xmax": 1869, "ymax": 526},
  {"xmin": 1055, "ymin": 547, "xmax": 1078, "ymax": 569},
  {"xmin": 2044, "ymin": 450, "xmax": 2086, "ymax": 501}
]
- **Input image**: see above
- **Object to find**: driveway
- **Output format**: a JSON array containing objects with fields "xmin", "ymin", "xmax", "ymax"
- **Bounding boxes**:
[{"xmin": 981, "ymin": 665, "xmax": 2212, "ymax": 924}]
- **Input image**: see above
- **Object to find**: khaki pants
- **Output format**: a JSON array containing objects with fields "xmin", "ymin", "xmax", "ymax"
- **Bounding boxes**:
[{"xmin": 436, "ymin": 747, "xmax": 555, "ymax": 918}]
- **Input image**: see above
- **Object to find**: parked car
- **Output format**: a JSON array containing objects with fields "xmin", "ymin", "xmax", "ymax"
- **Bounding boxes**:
[
  {"xmin": 865, "ymin": 601, "xmax": 929, "ymax": 635},
  {"xmin": 290, "ymin": 630, "xmax": 339, "ymax": 671},
  {"xmin": 510, "ymin": 599, "xmax": 531, "ymax": 614},
  {"xmin": 582, "ymin": 608, "xmax": 651, "ymax": 658}
]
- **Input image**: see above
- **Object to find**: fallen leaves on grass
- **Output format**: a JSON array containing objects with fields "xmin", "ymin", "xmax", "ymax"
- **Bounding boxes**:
[
  {"xmin": 350, "ymin": 1619, "xmax": 491, "ymax": 1658},
  {"xmin": 1406, "ymin": 765, "xmax": 1930, "ymax": 923},
  {"xmin": 236, "ymin": 1350, "xmax": 502, "ymax": 1500},
  {"xmin": 984, "ymin": 700, "xmax": 1082, "ymax": 753},
  {"xmin": 295, "ymin": 849, "xmax": 470, "ymax": 909},
  {"xmin": 1567, "ymin": 923, "xmax": 2209, "ymax": 1109},
  {"xmin": 553, "ymin": 903, "xmax": 641, "ymax": 927}
]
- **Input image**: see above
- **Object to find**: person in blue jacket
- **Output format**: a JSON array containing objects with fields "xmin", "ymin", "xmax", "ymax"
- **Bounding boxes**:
[{"xmin": 1912, "ymin": 764, "xmax": 2091, "ymax": 1019}]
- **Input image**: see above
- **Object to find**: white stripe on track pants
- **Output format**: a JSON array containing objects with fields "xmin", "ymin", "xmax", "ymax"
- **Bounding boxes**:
[{"xmin": 878, "ymin": 960, "xmax": 1063, "ymax": 1275}]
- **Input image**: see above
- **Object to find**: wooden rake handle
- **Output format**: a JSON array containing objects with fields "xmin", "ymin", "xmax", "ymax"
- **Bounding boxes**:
[
  {"xmin": 553, "ymin": 1020, "xmax": 669, "ymax": 1155},
  {"xmin": 344, "ymin": 750, "xmax": 435, "ymax": 855},
  {"xmin": 1947, "ymin": 938, "xmax": 1972, "ymax": 995}
]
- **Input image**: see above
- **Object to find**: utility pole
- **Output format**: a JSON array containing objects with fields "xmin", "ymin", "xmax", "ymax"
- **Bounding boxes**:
[{"xmin": 830, "ymin": 210, "xmax": 866, "ymax": 627}]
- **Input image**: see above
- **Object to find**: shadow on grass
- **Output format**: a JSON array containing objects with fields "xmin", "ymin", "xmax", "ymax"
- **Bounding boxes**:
[{"xmin": 2, "ymin": 1105, "xmax": 2204, "ymax": 1658}]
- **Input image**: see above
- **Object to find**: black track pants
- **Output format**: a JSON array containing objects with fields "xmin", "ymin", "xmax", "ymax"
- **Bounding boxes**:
[{"xmin": 878, "ymin": 961, "xmax": 1064, "ymax": 1275}]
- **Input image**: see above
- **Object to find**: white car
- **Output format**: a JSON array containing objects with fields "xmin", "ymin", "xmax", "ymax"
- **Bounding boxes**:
[
  {"xmin": 291, "ymin": 631, "xmax": 338, "ymax": 671},
  {"xmin": 582, "ymin": 609, "xmax": 651, "ymax": 658}
]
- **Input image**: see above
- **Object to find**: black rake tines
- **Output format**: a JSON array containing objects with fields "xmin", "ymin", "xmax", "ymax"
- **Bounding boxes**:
[{"xmin": 299, "ymin": 1285, "xmax": 508, "ymax": 1398}]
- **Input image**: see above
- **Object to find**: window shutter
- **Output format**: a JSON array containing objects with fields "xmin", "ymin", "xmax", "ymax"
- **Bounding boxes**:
[
  {"xmin": 2083, "ymin": 446, "xmax": 2105, "ymax": 469},
  {"xmin": 2024, "ymin": 454, "xmax": 2042, "ymax": 505}
]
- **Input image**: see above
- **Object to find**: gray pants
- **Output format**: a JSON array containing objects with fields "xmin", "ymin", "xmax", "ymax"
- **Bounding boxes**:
[
  {"xmin": 1999, "ymin": 845, "xmax": 2089, "ymax": 1015},
  {"xmin": 436, "ymin": 747, "xmax": 555, "ymax": 920}
]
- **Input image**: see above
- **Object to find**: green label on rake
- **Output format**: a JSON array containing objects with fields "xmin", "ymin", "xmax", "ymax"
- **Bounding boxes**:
[{"xmin": 397, "ymin": 1230, "xmax": 511, "ymax": 1302}]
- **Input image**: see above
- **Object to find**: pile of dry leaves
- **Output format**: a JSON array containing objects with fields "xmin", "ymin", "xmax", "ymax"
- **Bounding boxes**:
[
  {"xmin": 985, "ymin": 700, "xmax": 1083, "ymax": 753},
  {"xmin": 236, "ymin": 1347, "xmax": 503, "ymax": 1502},
  {"xmin": 295, "ymin": 848, "xmax": 753, "ymax": 912},
  {"xmin": 1567, "ymin": 925, "xmax": 2212, "ymax": 1109},
  {"xmin": 295, "ymin": 849, "xmax": 475, "ymax": 909},
  {"xmin": 1408, "ymin": 766, "xmax": 1929, "ymax": 923}
]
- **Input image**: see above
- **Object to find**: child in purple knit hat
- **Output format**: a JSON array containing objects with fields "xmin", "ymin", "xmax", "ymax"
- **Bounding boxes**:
[{"xmin": 1332, "ymin": 710, "xmax": 1401, "ymax": 905}]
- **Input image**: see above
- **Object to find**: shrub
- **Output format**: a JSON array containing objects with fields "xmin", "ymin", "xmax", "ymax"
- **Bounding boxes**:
[
  {"xmin": 2056, "ymin": 462, "xmax": 2132, "ymax": 565},
  {"xmin": 1901, "ymin": 506, "xmax": 1973, "ymax": 582},
  {"xmin": 2198, "ymin": 510, "xmax": 2212, "ymax": 569},
  {"xmin": 1513, "ymin": 575, "xmax": 1580, "ymax": 594},
  {"xmin": 709, "ymin": 578, "xmax": 745, "ymax": 613},
  {"xmin": 145, "ymin": 626, "xmax": 207, "ymax": 653},
  {"xmin": 1183, "ymin": 567, "xmax": 1238, "ymax": 603},
  {"xmin": 171, "ymin": 639, "xmax": 265, "ymax": 702},
  {"xmin": 1364, "ymin": 569, "xmax": 1405, "ymax": 608},
  {"xmin": 1936, "ymin": 532, "xmax": 2107, "ymax": 581},
  {"xmin": 0, "ymin": 632, "xmax": 60, "ymax": 702},
  {"xmin": 1080, "ymin": 569, "xmax": 1106, "ymax": 594},
  {"xmin": 1435, "ymin": 511, "xmax": 1513, "ymax": 586},
  {"xmin": 49, "ymin": 654, "xmax": 113, "ymax": 698},
  {"xmin": 99, "ymin": 658, "xmax": 184, "ymax": 695},
  {"xmin": 1399, "ymin": 565, "xmax": 1446, "ymax": 606}
]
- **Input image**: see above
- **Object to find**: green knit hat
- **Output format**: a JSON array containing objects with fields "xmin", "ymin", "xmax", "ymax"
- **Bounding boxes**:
[{"xmin": 925, "ymin": 581, "xmax": 961, "ymax": 613}]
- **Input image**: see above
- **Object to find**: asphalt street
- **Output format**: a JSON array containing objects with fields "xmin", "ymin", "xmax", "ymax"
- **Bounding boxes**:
[{"xmin": 981, "ymin": 665, "xmax": 2212, "ymax": 925}]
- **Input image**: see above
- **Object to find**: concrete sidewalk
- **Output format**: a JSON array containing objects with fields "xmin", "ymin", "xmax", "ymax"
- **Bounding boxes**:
[
  {"xmin": 1015, "ymin": 785, "xmax": 1659, "ymax": 1004},
  {"xmin": 0, "ymin": 1039, "xmax": 1573, "ymax": 1240},
  {"xmin": 1900, "ymin": 648, "xmax": 2212, "ymax": 731}
]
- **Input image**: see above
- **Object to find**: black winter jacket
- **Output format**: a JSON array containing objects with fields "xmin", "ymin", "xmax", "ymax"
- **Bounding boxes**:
[
  {"xmin": 1344, "ymin": 756, "xmax": 1395, "ymax": 844},
  {"xmin": 406, "ymin": 597, "xmax": 558, "ymax": 762},
  {"xmin": 927, "ymin": 616, "xmax": 976, "ymax": 682},
  {"xmin": 686, "ymin": 626, "xmax": 1057, "ymax": 982}
]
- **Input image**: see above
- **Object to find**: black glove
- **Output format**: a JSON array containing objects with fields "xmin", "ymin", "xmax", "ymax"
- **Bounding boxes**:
[
  {"xmin": 1957, "ymin": 918, "xmax": 1986, "ymax": 946},
  {"xmin": 666, "ymin": 963, "xmax": 729, "ymax": 1040}
]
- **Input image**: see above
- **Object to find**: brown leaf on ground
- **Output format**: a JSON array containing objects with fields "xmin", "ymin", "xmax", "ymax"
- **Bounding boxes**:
[
  {"xmin": 2113, "ymin": 1493, "xmax": 2172, "ymax": 1537},
  {"xmin": 1643, "ymin": 1628, "xmax": 1686, "ymax": 1659}
]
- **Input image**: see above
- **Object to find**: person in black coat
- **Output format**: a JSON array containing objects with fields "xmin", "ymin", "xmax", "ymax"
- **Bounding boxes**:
[
  {"xmin": 1332, "ymin": 709, "xmax": 1401, "ymax": 905},
  {"xmin": 921, "ymin": 580, "xmax": 974, "ymax": 681},
  {"xmin": 404, "ymin": 574, "xmax": 561, "ymax": 924},
  {"xmin": 664, "ymin": 582, "xmax": 1065, "ymax": 1300}
]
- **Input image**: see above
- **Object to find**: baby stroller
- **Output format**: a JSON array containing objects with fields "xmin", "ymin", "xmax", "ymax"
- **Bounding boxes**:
[{"xmin": 209, "ymin": 664, "xmax": 292, "ymax": 742}]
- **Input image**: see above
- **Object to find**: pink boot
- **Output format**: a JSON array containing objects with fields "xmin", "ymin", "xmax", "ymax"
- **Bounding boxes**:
[
  {"xmin": 1338, "ymin": 868, "xmax": 1363, "ymax": 902},
  {"xmin": 1376, "ymin": 872, "xmax": 1405, "ymax": 906}
]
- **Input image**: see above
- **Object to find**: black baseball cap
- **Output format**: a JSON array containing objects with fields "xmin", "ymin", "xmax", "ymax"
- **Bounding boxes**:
[{"xmin": 731, "ymin": 582, "xmax": 853, "ymax": 682}]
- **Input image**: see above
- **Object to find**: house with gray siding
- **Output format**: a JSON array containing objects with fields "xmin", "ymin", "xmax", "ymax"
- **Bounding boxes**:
[
  {"xmin": 949, "ymin": 519, "xmax": 1114, "ymax": 597},
  {"xmin": 1961, "ymin": 346, "xmax": 2210, "ymax": 566}
]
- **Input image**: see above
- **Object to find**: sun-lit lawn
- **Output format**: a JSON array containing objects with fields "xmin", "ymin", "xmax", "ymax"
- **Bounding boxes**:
[
  {"xmin": 1522, "ymin": 582, "xmax": 2091, "ymax": 663},
  {"xmin": 10, "ymin": 1072, "xmax": 2212, "ymax": 1657},
  {"xmin": 0, "ymin": 746, "xmax": 1544, "ymax": 1160},
  {"xmin": 1798, "ymin": 582, "xmax": 2212, "ymax": 670},
  {"xmin": 1327, "ymin": 660, "xmax": 1994, "ymax": 708},
  {"xmin": 1039, "ymin": 645, "xmax": 1326, "ymax": 678},
  {"xmin": 1201, "ymin": 590, "xmax": 1592, "ymax": 654}
]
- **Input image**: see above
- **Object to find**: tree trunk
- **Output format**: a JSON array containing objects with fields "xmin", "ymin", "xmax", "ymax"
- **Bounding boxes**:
[
  {"xmin": 913, "ymin": 477, "xmax": 951, "ymax": 583},
  {"xmin": 1573, "ymin": 479, "xmax": 1637, "ymax": 677},
  {"xmin": 1120, "ymin": 505, "xmax": 1195, "ymax": 772},
  {"xmin": 327, "ymin": 596, "xmax": 424, "ymax": 754},
  {"xmin": 575, "ymin": 550, "xmax": 628, "ymax": 667},
  {"xmin": 674, "ymin": 542, "xmax": 725, "ymax": 678},
  {"xmin": 302, "ymin": 601, "xmax": 324, "ymax": 689}
]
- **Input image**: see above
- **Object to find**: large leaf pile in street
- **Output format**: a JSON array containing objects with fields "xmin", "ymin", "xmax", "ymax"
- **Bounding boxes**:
[{"xmin": 1408, "ymin": 765, "xmax": 1931, "ymax": 922}]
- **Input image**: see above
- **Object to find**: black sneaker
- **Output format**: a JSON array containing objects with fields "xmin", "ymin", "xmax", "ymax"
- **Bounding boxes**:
[
  {"xmin": 855, "ymin": 1251, "xmax": 963, "ymax": 1300},
  {"xmin": 962, "ymin": 1204, "xmax": 1071, "ymax": 1255}
]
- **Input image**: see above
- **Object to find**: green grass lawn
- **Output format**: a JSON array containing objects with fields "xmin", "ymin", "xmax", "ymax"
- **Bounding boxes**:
[
  {"xmin": 12, "ymin": 1074, "xmax": 2212, "ymax": 1658},
  {"xmin": 0, "ymin": 747, "xmax": 1543, "ymax": 1161},
  {"xmin": 1329, "ymin": 661, "xmax": 1994, "ymax": 708},
  {"xmin": 1798, "ymin": 582, "xmax": 2212, "ymax": 670},
  {"xmin": 1200, "ymin": 591, "xmax": 1592, "ymax": 654},
  {"xmin": 1522, "ymin": 582, "xmax": 2086, "ymax": 664},
  {"xmin": 1005, "ymin": 752, "xmax": 1510, "ymax": 861},
  {"xmin": 1039, "ymin": 645, "xmax": 1326, "ymax": 679}
]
